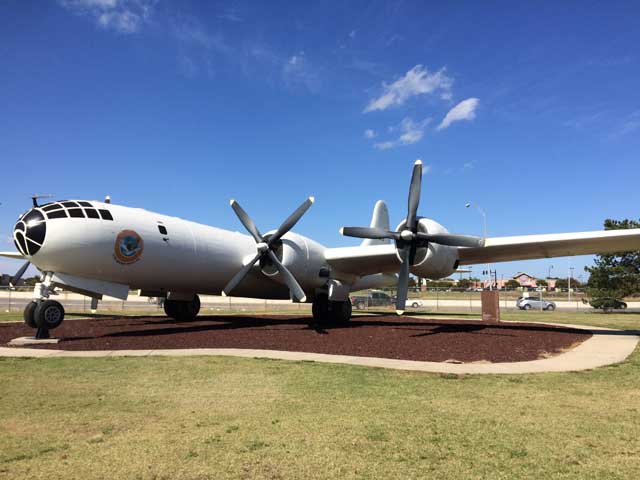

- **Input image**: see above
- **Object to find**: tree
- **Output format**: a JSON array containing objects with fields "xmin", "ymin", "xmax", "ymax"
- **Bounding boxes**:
[
  {"xmin": 536, "ymin": 279, "xmax": 548, "ymax": 287},
  {"xmin": 555, "ymin": 278, "xmax": 582, "ymax": 290},
  {"xmin": 586, "ymin": 219, "xmax": 640, "ymax": 299},
  {"xmin": 458, "ymin": 278, "xmax": 472, "ymax": 289},
  {"xmin": 505, "ymin": 279, "xmax": 520, "ymax": 290}
]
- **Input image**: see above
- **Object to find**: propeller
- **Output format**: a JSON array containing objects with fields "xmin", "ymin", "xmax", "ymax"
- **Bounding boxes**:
[
  {"xmin": 10, "ymin": 261, "xmax": 30, "ymax": 288},
  {"xmin": 222, "ymin": 197, "xmax": 314, "ymax": 302},
  {"xmin": 340, "ymin": 159, "xmax": 485, "ymax": 315}
]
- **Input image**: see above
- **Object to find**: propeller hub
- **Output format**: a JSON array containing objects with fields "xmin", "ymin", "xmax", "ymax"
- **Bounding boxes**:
[
  {"xmin": 256, "ymin": 242, "xmax": 269, "ymax": 253},
  {"xmin": 400, "ymin": 230, "xmax": 414, "ymax": 241}
]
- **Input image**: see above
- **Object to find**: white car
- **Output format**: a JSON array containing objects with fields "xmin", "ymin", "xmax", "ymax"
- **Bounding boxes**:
[{"xmin": 408, "ymin": 299, "xmax": 426, "ymax": 308}]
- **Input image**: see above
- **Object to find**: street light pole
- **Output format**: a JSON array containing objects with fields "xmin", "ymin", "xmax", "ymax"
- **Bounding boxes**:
[
  {"xmin": 568, "ymin": 265, "xmax": 574, "ymax": 303},
  {"xmin": 466, "ymin": 202, "xmax": 489, "ymax": 289}
]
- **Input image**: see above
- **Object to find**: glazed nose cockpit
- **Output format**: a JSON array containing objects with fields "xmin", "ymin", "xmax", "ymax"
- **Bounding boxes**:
[
  {"xmin": 13, "ymin": 200, "xmax": 115, "ymax": 257},
  {"xmin": 13, "ymin": 209, "xmax": 46, "ymax": 257}
]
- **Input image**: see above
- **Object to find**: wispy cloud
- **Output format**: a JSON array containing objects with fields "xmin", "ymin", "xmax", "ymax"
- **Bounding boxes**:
[
  {"xmin": 437, "ymin": 98, "xmax": 479, "ymax": 130},
  {"xmin": 282, "ymin": 52, "xmax": 320, "ymax": 92},
  {"xmin": 364, "ymin": 129, "xmax": 376, "ymax": 139},
  {"xmin": 374, "ymin": 117, "xmax": 431, "ymax": 150},
  {"xmin": 364, "ymin": 65, "xmax": 453, "ymax": 113},
  {"xmin": 609, "ymin": 110, "xmax": 640, "ymax": 139},
  {"xmin": 58, "ymin": 0, "xmax": 156, "ymax": 34}
]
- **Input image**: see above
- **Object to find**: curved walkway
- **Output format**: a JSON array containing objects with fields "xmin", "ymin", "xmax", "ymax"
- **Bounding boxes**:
[{"xmin": 1, "ymin": 322, "xmax": 638, "ymax": 374}]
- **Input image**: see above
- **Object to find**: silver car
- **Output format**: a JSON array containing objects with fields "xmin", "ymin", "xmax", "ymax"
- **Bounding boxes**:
[{"xmin": 516, "ymin": 296, "xmax": 556, "ymax": 311}]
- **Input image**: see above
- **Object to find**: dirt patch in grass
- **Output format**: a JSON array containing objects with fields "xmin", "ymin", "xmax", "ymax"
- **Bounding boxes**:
[{"xmin": 0, "ymin": 314, "xmax": 591, "ymax": 363}]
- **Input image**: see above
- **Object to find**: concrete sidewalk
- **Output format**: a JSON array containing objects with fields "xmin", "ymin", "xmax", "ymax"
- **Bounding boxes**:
[{"xmin": 1, "ymin": 322, "xmax": 637, "ymax": 374}]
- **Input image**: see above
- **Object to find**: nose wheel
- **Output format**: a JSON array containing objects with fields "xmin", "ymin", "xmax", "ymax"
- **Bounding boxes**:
[{"xmin": 24, "ymin": 300, "xmax": 65, "ymax": 339}]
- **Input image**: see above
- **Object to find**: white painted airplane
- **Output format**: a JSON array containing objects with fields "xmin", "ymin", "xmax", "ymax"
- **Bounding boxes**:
[{"xmin": 3, "ymin": 160, "xmax": 640, "ymax": 337}]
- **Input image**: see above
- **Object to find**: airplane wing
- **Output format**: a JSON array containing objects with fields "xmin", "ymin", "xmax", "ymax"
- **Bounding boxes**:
[
  {"xmin": 326, "ymin": 229, "xmax": 640, "ymax": 276},
  {"xmin": 0, "ymin": 251, "xmax": 25, "ymax": 260},
  {"xmin": 457, "ymin": 229, "xmax": 640, "ymax": 265},
  {"xmin": 325, "ymin": 244, "xmax": 399, "ymax": 277}
]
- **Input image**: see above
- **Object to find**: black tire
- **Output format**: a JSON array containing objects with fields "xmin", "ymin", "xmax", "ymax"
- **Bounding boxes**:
[
  {"xmin": 545, "ymin": 304, "xmax": 555, "ymax": 311},
  {"xmin": 523, "ymin": 304, "xmax": 532, "ymax": 310},
  {"xmin": 34, "ymin": 300, "xmax": 65, "ymax": 330},
  {"xmin": 312, "ymin": 294, "xmax": 330, "ymax": 322},
  {"xmin": 23, "ymin": 301, "xmax": 38, "ymax": 328},
  {"xmin": 163, "ymin": 300, "xmax": 178, "ymax": 318},
  {"xmin": 412, "ymin": 302, "xmax": 419, "ymax": 308},
  {"xmin": 165, "ymin": 296, "xmax": 200, "ymax": 321},
  {"xmin": 331, "ymin": 301, "xmax": 352, "ymax": 325},
  {"xmin": 620, "ymin": 303, "xmax": 627, "ymax": 310}
]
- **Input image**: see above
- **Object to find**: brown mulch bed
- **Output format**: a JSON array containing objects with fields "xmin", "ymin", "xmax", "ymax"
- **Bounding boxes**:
[{"xmin": 0, "ymin": 315, "xmax": 592, "ymax": 363}]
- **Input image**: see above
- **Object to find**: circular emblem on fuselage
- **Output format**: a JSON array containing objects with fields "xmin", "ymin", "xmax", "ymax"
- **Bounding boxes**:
[{"xmin": 114, "ymin": 230, "xmax": 144, "ymax": 264}]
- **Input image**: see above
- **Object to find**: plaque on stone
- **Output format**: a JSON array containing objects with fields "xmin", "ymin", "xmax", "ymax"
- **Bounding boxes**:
[{"xmin": 481, "ymin": 290, "xmax": 501, "ymax": 323}]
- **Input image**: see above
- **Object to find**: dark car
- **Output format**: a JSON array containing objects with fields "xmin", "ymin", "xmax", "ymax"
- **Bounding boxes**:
[
  {"xmin": 351, "ymin": 291, "xmax": 393, "ymax": 309},
  {"xmin": 589, "ymin": 297, "xmax": 627, "ymax": 312}
]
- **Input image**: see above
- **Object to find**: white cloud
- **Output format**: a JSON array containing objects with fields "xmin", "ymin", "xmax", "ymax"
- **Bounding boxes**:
[
  {"xmin": 349, "ymin": 30, "xmax": 356, "ymax": 39},
  {"xmin": 364, "ymin": 65, "xmax": 453, "ymax": 113},
  {"xmin": 364, "ymin": 129, "xmax": 376, "ymax": 139},
  {"xmin": 59, "ymin": 0, "xmax": 155, "ymax": 34},
  {"xmin": 374, "ymin": 117, "xmax": 431, "ymax": 150},
  {"xmin": 437, "ymin": 98, "xmax": 479, "ymax": 130}
]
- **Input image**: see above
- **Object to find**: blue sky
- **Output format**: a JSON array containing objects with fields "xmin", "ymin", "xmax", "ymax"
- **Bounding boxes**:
[{"xmin": 1, "ymin": 0, "xmax": 640, "ymax": 282}]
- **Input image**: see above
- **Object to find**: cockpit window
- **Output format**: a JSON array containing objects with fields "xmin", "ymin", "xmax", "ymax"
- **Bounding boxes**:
[
  {"xmin": 68, "ymin": 208, "xmax": 85, "ymax": 218},
  {"xmin": 99, "ymin": 209, "xmax": 113, "ymax": 221},
  {"xmin": 62, "ymin": 201, "xmax": 79, "ymax": 208},
  {"xmin": 78, "ymin": 201, "xmax": 92, "ymax": 208},
  {"xmin": 43, "ymin": 203, "xmax": 63, "ymax": 212},
  {"xmin": 85, "ymin": 208, "xmax": 99, "ymax": 219},
  {"xmin": 47, "ymin": 210, "xmax": 67, "ymax": 219}
]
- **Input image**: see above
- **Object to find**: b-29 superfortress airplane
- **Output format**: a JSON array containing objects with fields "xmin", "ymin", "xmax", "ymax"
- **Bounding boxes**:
[{"xmin": 3, "ymin": 160, "xmax": 640, "ymax": 337}]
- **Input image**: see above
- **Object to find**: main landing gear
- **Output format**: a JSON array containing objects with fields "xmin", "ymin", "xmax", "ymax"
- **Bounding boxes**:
[
  {"xmin": 164, "ymin": 295, "xmax": 201, "ymax": 321},
  {"xmin": 312, "ymin": 293, "xmax": 352, "ymax": 326}
]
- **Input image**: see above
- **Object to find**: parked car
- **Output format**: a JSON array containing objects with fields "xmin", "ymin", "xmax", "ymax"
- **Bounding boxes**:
[
  {"xmin": 516, "ymin": 296, "xmax": 556, "ymax": 311},
  {"xmin": 589, "ymin": 297, "xmax": 627, "ymax": 311},
  {"xmin": 350, "ymin": 290, "xmax": 393, "ymax": 309}
]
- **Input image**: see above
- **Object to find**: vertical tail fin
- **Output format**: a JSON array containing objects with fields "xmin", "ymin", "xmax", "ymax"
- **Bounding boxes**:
[{"xmin": 361, "ymin": 200, "xmax": 390, "ymax": 246}]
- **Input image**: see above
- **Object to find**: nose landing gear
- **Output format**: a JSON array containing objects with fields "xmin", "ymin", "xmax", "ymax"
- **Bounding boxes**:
[
  {"xmin": 23, "ymin": 274, "xmax": 66, "ymax": 339},
  {"xmin": 23, "ymin": 299, "xmax": 65, "ymax": 339}
]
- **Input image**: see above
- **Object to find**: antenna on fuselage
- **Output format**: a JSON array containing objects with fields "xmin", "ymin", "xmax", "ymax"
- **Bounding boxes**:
[
  {"xmin": 104, "ymin": 195, "xmax": 111, "ymax": 204},
  {"xmin": 31, "ymin": 194, "xmax": 53, "ymax": 207}
]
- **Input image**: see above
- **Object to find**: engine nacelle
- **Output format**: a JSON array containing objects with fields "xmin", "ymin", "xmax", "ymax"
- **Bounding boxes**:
[
  {"xmin": 259, "ymin": 231, "xmax": 328, "ymax": 291},
  {"xmin": 394, "ymin": 218, "xmax": 459, "ymax": 279}
]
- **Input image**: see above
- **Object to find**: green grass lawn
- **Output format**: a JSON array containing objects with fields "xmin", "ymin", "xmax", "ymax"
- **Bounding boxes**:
[{"xmin": 1, "ymin": 312, "xmax": 640, "ymax": 478}]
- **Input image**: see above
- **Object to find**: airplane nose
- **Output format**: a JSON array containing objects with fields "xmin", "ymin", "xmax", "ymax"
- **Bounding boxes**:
[{"xmin": 14, "ymin": 208, "xmax": 46, "ymax": 257}]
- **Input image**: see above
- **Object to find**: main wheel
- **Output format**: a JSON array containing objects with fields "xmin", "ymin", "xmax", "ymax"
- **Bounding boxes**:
[
  {"xmin": 164, "ymin": 296, "xmax": 200, "ymax": 321},
  {"xmin": 330, "ymin": 301, "xmax": 352, "ymax": 325},
  {"xmin": 33, "ymin": 300, "xmax": 65, "ymax": 330},
  {"xmin": 312, "ymin": 294, "xmax": 330, "ymax": 323},
  {"xmin": 23, "ymin": 301, "xmax": 38, "ymax": 328}
]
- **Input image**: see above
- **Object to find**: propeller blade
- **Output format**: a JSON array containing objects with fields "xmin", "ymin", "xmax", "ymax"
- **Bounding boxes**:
[
  {"xmin": 221, "ymin": 251, "xmax": 262, "ymax": 297},
  {"xmin": 266, "ymin": 250, "xmax": 307, "ymax": 302},
  {"xmin": 10, "ymin": 261, "xmax": 30, "ymax": 287},
  {"xmin": 406, "ymin": 160, "xmax": 422, "ymax": 231},
  {"xmin": 340, "ymin": 226, "xmax": 399, "ymax": 240},
  {"xmin": 230, "ymin": 199, "xmax": 263, "ymax": 243},
  {"xmin": 395, "ymin": 247, "xmax": 412, "ymax": 315},
  {"xmin": 268, "ymin": 197, "xmax": 314, "ymax": 246},
  {"xmin": 416, "ymin": 232, "xmax": 485, "ymax": 248}
]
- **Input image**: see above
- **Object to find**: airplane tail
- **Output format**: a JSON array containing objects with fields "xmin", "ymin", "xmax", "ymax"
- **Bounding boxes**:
[{"xmin": 361, "ymin": 200, "xmax": 390, "ymax": 246}]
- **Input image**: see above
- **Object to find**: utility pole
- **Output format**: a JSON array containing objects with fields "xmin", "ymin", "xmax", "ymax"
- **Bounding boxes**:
[
  {"xmin": 466, "ymin": 202, "xmax": 488, "ymax": 289},
  {"xmin": 568, "ymin": 265, "xmax": 574, "ymax": 303}
]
